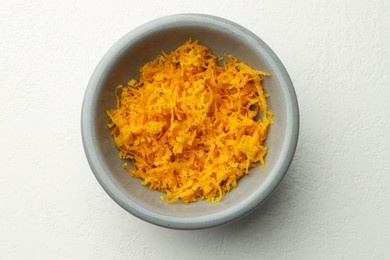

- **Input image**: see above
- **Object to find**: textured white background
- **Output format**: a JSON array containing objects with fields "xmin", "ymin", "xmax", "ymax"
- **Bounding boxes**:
[{"xmin": 1, "ymin": 0, "xmax": 389, "ymax": 259}]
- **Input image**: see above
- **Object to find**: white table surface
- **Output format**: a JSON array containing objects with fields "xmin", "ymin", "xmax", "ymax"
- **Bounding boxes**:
[{"xmin": 1, "ymin": 1, "xmax": 389, "ymax": 259}]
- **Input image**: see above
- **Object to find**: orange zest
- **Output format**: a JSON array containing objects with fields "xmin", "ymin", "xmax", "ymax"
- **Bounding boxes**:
[{"xmin": 107, "ymin": 40, "xmax": 272, "ymax": 203}]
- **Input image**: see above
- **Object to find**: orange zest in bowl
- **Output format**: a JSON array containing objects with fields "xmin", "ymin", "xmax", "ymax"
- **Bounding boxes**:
[{"xmin": 107, "ymin": 40, "xmax": 273, "ymax": 203}]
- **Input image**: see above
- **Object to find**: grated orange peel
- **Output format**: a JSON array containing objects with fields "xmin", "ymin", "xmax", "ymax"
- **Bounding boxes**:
[{"xmin": 107, "ymin": 40, "xmax": 272, "ymax": 203}]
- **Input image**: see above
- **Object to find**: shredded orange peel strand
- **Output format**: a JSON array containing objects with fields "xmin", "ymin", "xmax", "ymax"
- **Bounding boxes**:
[{"xmin": 107, "ymin": 40, "xmax": 273, "ymax": 204}]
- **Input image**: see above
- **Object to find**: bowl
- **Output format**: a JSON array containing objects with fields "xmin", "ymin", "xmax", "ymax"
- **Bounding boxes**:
[{"xmin": 81, "ymin": 14, "xmax": 299, "ymax": 230}]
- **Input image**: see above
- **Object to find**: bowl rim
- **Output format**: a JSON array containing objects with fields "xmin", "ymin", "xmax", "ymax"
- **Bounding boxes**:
[{"xmin": 81, "ymin": 13, "xmax": 299, "ymax": 230}]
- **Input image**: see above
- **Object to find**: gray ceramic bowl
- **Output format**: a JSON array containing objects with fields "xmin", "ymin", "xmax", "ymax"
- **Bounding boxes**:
[{"xmin": 81, "ymin": 14, "xmax": 299, "ymax": 230}]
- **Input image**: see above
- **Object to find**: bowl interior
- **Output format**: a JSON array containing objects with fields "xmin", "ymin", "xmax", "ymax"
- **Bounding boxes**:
[{"xmin": 86, "ymin": 15, "xmax": 296, "ymax": 228}]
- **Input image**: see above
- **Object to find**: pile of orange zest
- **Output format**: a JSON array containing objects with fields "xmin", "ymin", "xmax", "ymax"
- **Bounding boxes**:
[{"xmin": 107, "ymin": 39, "xmax": 273, "ymax": 204}]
